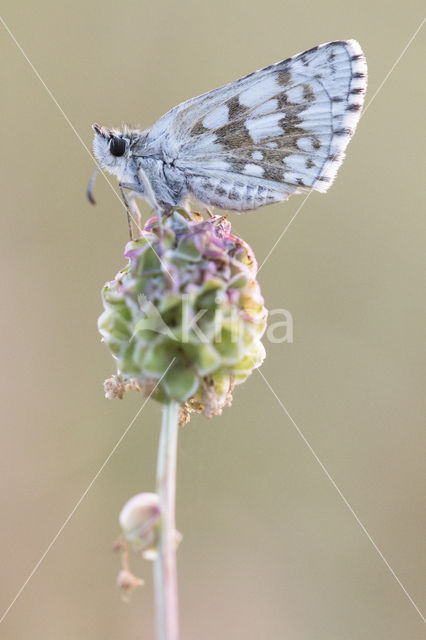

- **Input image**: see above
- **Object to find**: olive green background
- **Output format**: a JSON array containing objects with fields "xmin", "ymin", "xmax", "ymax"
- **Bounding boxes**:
[{"xmin": 1, "ymin": 1, "xmax": 425, "ymax": 638}]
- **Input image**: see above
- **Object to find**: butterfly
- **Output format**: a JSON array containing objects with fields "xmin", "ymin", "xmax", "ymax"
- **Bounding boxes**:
[{"xmin": 87, "ymin": 40, "xmax": 367, "ymax": 233}]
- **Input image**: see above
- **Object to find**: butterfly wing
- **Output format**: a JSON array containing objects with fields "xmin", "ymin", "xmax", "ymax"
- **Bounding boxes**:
[{"xmin": 147, "ymin": 40, "xmax": 367, "ymax": 211}]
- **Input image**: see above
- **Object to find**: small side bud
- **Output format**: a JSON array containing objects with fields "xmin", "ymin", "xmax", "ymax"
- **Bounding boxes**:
[{"xmin": 119, "ymin": 493, "xmax": 161, "ymax": 553}]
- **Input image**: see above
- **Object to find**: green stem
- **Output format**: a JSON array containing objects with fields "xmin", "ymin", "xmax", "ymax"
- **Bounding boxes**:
[{"xmin": 154, "ymin": 401, "xmax": 180, "ymax": 640}]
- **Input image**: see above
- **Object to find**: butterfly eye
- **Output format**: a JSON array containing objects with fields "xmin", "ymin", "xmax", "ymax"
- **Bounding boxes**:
[{"xmin": 109, "ymin": 136, "xmax": 126, "ymax": 157}]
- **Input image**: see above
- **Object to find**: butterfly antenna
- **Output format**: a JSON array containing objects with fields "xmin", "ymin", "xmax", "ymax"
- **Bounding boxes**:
[{"xmin": 87, "ymin": 165, "xmax": 100, "ymax": 205}]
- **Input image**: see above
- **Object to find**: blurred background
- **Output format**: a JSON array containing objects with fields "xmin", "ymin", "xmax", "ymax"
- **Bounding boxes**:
[{"xmin": 1, "ymin": 1, "xmax": 425, "ymax": 638}]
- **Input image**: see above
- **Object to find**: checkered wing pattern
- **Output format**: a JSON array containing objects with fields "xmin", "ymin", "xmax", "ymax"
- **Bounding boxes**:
[{"xmin": 148, "ymin": 40, "xmax": 367, "ymax": 211}]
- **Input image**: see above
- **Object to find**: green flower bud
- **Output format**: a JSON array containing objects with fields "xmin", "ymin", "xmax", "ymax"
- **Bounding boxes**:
[{"xmin": 99, "ymin": 209, "xmax": 267, "ymax": 418}]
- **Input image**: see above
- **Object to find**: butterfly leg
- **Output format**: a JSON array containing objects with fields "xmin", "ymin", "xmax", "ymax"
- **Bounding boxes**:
[
  {"xmin": 135, "ymin": 168, "xmax": 168, "ymax": 228},
  {"xmin": 130, "ymin": 198, "xmax": 143, "ymax": 237},
  {"xmin": 119, "ymin": 182, "xmax": 145, "ymax": 240},
  {"xmin": 121, "ymin": 171, "xmax": 176, "ymax": 237}
]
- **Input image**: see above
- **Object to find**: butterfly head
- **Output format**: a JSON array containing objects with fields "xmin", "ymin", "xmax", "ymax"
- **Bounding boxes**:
[
  {"xmin": 92, "ymin": 124, "xmax": 129, "ymax": 172},
  {"xmin": 87, "ymin": 124, "xmax": 132, "ymax": 204}
]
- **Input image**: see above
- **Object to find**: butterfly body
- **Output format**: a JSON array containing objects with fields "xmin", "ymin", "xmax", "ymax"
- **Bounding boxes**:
[{"xmin": 89, "ymin": 40, "xmax": 367, "ymax": 215}]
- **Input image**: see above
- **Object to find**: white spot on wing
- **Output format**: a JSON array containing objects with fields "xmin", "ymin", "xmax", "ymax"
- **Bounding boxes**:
[
  {"xmin": 202, "ymin": 104, "xmax": 229, "ymax": 129},
  {"xmin": 245, "ymin": 113, "xmax": 283, "ymax": 143},
  {"xmin": 350, "ymin": 77, "xmax": 365, "ymax": 90},
  {"xmin": 285, "ymin": 154, "xmax": 310, "ymax": 172},
  {"xmin": 239, "ymin": 75, "xmax": 280, "ymax": 107},
  {"xmin": 252, "ymin": 151, "xmax": 263, "ymax": 160},
  {"xmin": 244, "ymin": 163, "xmax": 264, "ymax": 176},
  {"xmin": 200, "ymin": 159, "xmax": 230, "ymax": 171},
  {"xmin": 251, "ymin": 99, "xmax": 278, "ymax": 117},
  {"xmin": 286, "ymin": 85, "xmax": 305, "ymax": 103},
  {"xmin": 283, "ymin": 170, "xmax": 304, "ymax": 185},
  {"xmin": 297, "ymin": 137, "xmax": 314, "ymax": 152}
]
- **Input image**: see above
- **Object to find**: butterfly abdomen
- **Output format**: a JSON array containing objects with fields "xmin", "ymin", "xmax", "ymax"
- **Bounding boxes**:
[{"xmin": 187, "ymin": 175, "xmax": 286, "ymax": 211}]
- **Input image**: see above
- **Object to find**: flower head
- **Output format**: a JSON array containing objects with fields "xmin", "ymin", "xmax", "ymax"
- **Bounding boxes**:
[{"xmin": 99, "ymin": 209, "xmax": 267, "ymax": 419}]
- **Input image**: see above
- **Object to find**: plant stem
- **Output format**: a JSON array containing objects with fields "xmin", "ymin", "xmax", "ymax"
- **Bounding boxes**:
[{"xmin": 154, "ymin": 400, "xmax": 180, "ymax": 640}]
